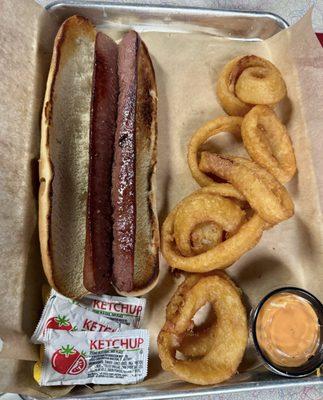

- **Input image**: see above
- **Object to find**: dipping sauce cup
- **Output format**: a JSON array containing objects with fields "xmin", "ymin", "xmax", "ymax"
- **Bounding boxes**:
[{"xmin": 251, "ymin": 287, "xmax": 323, "ymax": 377}]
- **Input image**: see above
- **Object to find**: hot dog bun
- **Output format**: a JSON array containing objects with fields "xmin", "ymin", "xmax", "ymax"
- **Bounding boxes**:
[{"xmin": 39, "ymin": 16, "xmax": 95, "ymax": 298}]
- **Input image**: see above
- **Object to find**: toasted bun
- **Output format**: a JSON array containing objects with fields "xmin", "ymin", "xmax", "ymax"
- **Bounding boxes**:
[
  {"xmin": 39, "ymin": 16, "xmax": 95, "ymax": 298},
  {"xmin": 132, "ymin": 37, "xmax": 159, "ymax": 295}
]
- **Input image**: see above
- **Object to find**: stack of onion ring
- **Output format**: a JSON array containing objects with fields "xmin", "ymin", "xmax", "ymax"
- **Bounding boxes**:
[
  {"xmin": 158, "ymin": 55, "xmax": 297, "ymax": 386},
  {"xmin": 163, "ymin": 56, "xmax": 296, "ymax": 273},
  {"xmin": 216, "ymin": 55, "xmax": 287, "ymax": 116},
  {"xmin": 158, "ymin": 272, "xmax": 248, "ymax": 385}
]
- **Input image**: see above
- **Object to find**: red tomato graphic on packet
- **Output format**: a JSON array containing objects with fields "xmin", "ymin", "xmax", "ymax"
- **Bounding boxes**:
[
  {"xmin": 51, "ymin": 345, "xmax": 87, "ymax": 375},
  {"xmin": 45, "ymin": 315, "xmax": 73, "ymax": 331}
]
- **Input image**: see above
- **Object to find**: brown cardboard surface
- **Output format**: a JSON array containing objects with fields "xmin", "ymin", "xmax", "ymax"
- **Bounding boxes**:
[{"xmin": 0, "ymin": 2, "xmax": 322, "ymax": 396}]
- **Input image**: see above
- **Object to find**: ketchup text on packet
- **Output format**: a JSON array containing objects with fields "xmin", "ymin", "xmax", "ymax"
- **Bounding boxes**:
[
  {"xmin": 92, "ymin": 300, "xmax": 143, "ymax": 316},
  {"xmin": 90, "ymin": 337, "xmax": 144, "ymax": 350},
  {"xmin": 82, "ymin": 318, "xmax": 117, "ymax": 332}
]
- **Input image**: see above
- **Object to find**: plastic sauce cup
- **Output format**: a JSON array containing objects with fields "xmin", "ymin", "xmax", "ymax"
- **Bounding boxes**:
[{"xmin": 251, "ymin": 287, "xmax": 323, "ymax": 377}]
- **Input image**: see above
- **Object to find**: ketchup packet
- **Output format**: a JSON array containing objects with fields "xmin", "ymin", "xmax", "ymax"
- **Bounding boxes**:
[
  {"xmin": 32, "ymin": 292, "xmax": 125, "ymax": 344},
  {"xmin": 79, "ymin": 294, "xmax": 146, "ymax": 328},
  {"xmin": 39, "ymin": 329, "xmax": 149, "ymax": 385}
]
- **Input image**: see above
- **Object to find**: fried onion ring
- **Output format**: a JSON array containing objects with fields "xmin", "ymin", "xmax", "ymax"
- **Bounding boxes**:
[
  {"xmin": 178, "ymin": 272, "xmax": 242, "ymax": 358},
  {"xmin": 199, "ymin": 153, "xmax": 294, "ymax": 225},
  {"xmin": 158, "ymin": 272, "xmax": 248, "ymax": 385},
  {"xmin": 216, "ymin": 55, "xmax": 287, "ymax": 116},
  {"xmin": 161, "ymin": 185, "xmax": 265, "ymax": 272},
  {"xmin": 241, "ymin": 105, "xmax": 296, "ymax": 183},
  {"xmin": 173, "ymin": 192, "xmax": 245, "ymax": 256},
  {"xmin": 188, "ymin": 115, "xmax": 243, "ymax": 186}
]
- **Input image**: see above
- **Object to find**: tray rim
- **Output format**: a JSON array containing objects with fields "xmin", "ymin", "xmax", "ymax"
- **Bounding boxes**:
[
  {"xmin": 22, "ymin": 375, "xmax": 323, "ymax": 400},
  {"xmin": 45, "ymin": 1, "xmax": 289, "ymax": 32}
]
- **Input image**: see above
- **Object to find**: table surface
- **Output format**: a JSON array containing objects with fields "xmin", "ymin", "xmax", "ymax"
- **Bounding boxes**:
[{"xmin": 6, "ymin": 0, "xmax": 323, "ymax": 399}]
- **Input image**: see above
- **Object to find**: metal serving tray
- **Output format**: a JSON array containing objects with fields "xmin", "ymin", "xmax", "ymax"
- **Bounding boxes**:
[
  {"xmin": 34, "ymin": 2, "xmax": 321, "ymax": 399},
  {"xmin": 45, "ymin": 1, "xmax": 289, "ymax": 40}
]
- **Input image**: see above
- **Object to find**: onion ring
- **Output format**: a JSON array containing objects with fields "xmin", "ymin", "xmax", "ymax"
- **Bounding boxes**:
[
  {"xmin": 216, "ymin": 55, "xmax": 287, "ymax": 116},
  {"xmin": 173, "ymin": 192, "xmax": 245, "ymax": 256},
  {"xmin": 199, "ymin": 153, "xmax": 294, "ymax": 225},
  {"xmin": 241, "ymin": 105, "xmax": 296, "ymax": 183},
  {"xmin": 188, "ymin": 115, "xmax": 243, "ymax": 186},
  {"xmin": 178, "ymin": 272, "xmax": 242, "ymax": 358},
  {"xmin": 161, "ymin": 185, "xmax": 265, "ymax": 272},
  {"xmin": 158, "ymin": 272, "xmax": 248, "ymax": 385}
]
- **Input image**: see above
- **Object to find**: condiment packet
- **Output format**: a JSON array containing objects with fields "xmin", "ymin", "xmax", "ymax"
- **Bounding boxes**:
[
  {"xmin": 79, "ymin": 293, "xmax": 146, "ymax": 328},
  {"xmin": 31, "ymin": 292, "xmax": 126, "ymax": 344},
  {"xmin": 39, "ymin": 329, "xmax": 149, "ymax": 386}
]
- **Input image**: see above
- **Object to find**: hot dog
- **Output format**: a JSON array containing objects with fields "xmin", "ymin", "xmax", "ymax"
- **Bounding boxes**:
[
  {"xmin": 112, "ymin": 31, "xmax": 159, "ymax": 295},
  {"xmin": 39, "ymin": 16, "xmax": 159, "ymax": 298},
  {"xmin": 84, "ymin": 32, "xmax": 118, "ymax": 294}
]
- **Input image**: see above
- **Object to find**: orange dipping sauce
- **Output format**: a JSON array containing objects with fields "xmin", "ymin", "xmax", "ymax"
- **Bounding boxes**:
[{"xmin": 256, "ymin": 293, "xmax": 320, "ymax": 367}]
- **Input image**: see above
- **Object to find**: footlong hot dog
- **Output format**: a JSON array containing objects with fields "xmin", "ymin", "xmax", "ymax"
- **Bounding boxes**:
[{"xmin": 39, "ymin": 16, "xmax": 159, "ymax": 298}]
